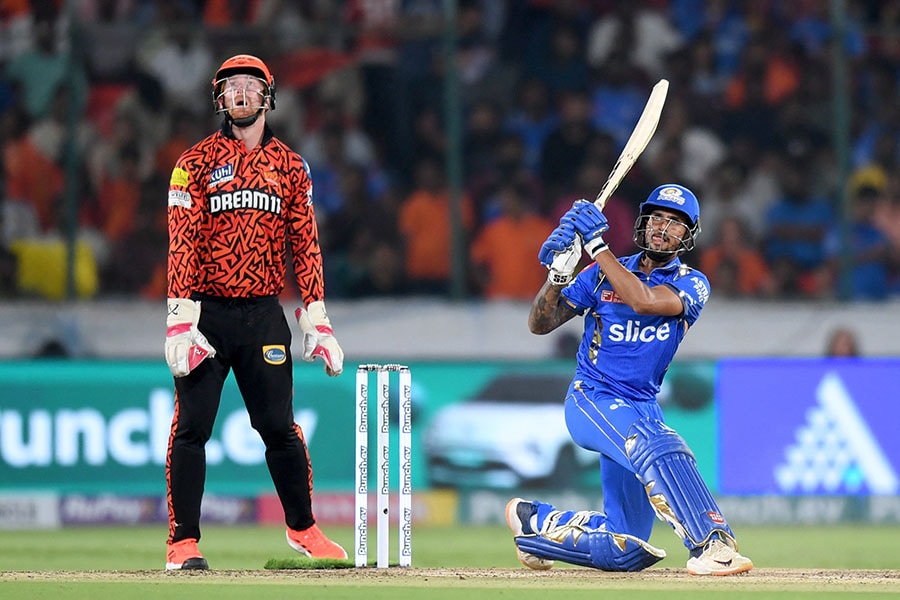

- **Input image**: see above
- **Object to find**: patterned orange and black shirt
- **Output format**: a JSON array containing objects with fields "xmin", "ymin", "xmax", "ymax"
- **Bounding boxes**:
[{"xmin": 167, "ymin": 123, "xmax": 323, "ymax": 304}]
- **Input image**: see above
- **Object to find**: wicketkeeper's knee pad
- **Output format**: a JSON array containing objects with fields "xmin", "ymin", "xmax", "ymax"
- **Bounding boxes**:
[
  {"xmin": 626, "ymin": 417, "xmax": 735, "ymax": 550},
  {"xmin": 515, "ymin": 528, "xmax": 666, "ymax": 572}
]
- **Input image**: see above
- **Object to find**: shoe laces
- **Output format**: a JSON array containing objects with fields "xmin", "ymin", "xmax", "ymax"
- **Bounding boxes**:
[{"xmin": 703, "ymin": 538, "xmax": 737, "ymax": 562}]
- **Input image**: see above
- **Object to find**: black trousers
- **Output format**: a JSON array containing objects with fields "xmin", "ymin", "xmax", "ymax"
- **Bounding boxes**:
[{"xmin": 166, "ymin": 294, "xmax": 315, "ymax": 543}]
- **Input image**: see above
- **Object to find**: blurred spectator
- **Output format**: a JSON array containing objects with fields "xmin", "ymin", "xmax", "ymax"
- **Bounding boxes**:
[
  {"xmin": 398, "ymin": 155, "xmax": 475, "ymax": 295},
  {"xmin": 672, "ymin": 0, "xmax": 749, "ymax": 81},
  {"xmin": 86, "ymin": 110, "xmax": 154, "ymax": 202},
  {"xmin": 589, "ymin": 53, "xmax": 650, "ymax": 151},
  {"xmin": 469, "ymin": 180, "xmax": 554, "ymax": 300},
  {"xmin": 503, "ymin": 77, "xmax": 559, "ymax": 175},
  {"xmin": 723, "ymin": 29, "xmax": 800, "ymax": 110},
  {"xmin": 410, "ymin": 104, "xmax": 447, "ymax": 162},
  {"xmin": 467, "ymin": 131, "xmax": 543, "ymax": 225},
  {"xmin": 539, "ymin": 89, "xmax": 597, "ymax": 202},
  {"xmin": 463, "ymin": 98, "xmax": 505, "ymax": 184},
  {"xmin": 698, "ymin": 159, "xmax": 772, "ymax": 248},
  {"xmin": 821, "ymin": 185, "xmax": 891, "ymax": 301},
  {"xmin": 699, "ymin": 215, "xmax": 775, "ymax": 299},
  {"xmin": 762, "ymin": 153, "xmax": 835, "ymax": 297},
  {"xmin": 873, "ymin": 173, "xmax": 900, "ymax": 294},
  {"xmin": 2, "ymin": 105, "xmax": 64, "ymax": 234},
  {"xmin": 301, "ymin": 94, "xmax": 375, "ymax": 169},
  {"xmin": 306, "ymin": 127, "xmax": 351, "ymax": 218},
  {"xmin": 202, "ymin": 0, "xmax": 263, "ymax": 27},
  {"xmin": 102, "ymin": 174, "xmax": 167, "ymax": 299},
  {"xmin": 525, "ymin": 20, "xmax": 590, "ymax": 98},
  {"xmin": 111, "ymin": 69, "xmax": 173, "ymax": 151},
  {"xmin": 642, "ymin": 95, "xmax": 726, "ymax": 191},
  {"xmin": 93, "ymin": 143, "xmax": 142, "ymax": 246},
  {"xmin": 134, "ymin": 17, "xmax": 214, "ymax": 113},
  {"xmin": 586, "ymin": 2, "xmax": 684, "ymax": 80},
  {"xmin": 321, "ymin": 163, "xmax": 404, "ymax": 298},
  {"xmin": 343, "ymin": 0, "xmax": 407, "ymax": 181},
  {"xmin": 454, "ymin": 0, "xmax": 516, "ymax": 110},
  {"xmin": 0, "ymin": 0, "xmax": 32, "ymax": 62},
  {"xmin": 663, "ymin": 37, "xmax": 724, "ymax": 119},
  {"xmin": 4, "ymin": 19, "xmax": 88, "ymax": 120},
  {"xmin": 824, "ymin": 326, "xmax": 860, "ymax": 358}
]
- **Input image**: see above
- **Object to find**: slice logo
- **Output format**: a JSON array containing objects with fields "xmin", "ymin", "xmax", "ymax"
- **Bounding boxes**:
[{"xmin": 774, "ymin": 372, "xmax": 898, "ymax": 494}]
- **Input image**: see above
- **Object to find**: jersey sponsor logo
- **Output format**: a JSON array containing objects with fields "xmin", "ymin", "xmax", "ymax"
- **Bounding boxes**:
[
  {"xmin": 690, "ymin": 276, "xmax": 709, "ymax": 304},
  {"xmin": 209, "ymin": 189, "xmax": 283, "ymax": 214},
  {"xmin": 168, "ymin": 190, "xmax": 191, "ymax": 208},
  {"xmin": 607, "ymin": 320, "xmax": 671, "ymax": 343},
  {"xmin": 209, "ymin": 164, "xmax": 235, "ymax": 188},
  {"xmin": 262, "ymin": 345, "xmax": 287, "ymax": 365},
  {"xmin": 600, "ymin": 290, "xmax": 624, "ymax": 303},
  {"xmin": 170, "ymin": 167, "xmax": 189, "ymax": 187}
]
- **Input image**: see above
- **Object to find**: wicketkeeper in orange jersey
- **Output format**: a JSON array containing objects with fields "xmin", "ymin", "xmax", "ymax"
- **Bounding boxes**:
[{"xmin": 163, "ymin": 54, "xmax": 346, "ymax": 570}]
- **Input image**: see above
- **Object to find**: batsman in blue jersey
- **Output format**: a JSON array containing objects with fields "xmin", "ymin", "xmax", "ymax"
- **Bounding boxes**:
[{"xmin": 506, "ymin": 184, "xmax": 753, "ymax": 576}]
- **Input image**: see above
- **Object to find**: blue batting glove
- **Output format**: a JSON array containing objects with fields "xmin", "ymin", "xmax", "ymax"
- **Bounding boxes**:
[
  {"xmin": 558, "ymin": 203, "xmax": 584, "ymax": 227},
  {"xmin": 539, "ymin": 222, "xmax": 577, "ymax": 267},
  {"xmin": 571, "ymin": 200, "xmax": 610, "ymax": 257}
]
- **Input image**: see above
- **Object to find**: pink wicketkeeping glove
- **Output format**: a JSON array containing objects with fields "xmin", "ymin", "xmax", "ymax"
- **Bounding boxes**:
[
  {"xmin": 295, "ymin": 300, "xmax": 344, "ymax": 377},
  {"xmin": 165, "ymin": 298, "xmax": 216, "ymax": 377}
]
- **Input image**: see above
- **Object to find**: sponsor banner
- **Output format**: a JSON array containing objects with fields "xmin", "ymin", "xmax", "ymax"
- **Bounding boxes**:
[
  {"xmin": 0, "ymin": 493, "xmax": 60, "ymax": 529},
  {"xmin": 59, "ymin": 495, "xmax": 256, "ymax": 526},
  {"xmin": 458, "ymin": 488, "xmax": 900, "ymax": 526},
  {"xmin": 0, "ymin": 359, "xmax": 599, "ymax": 496},
  {"xmin": 719, "ymin": 359, "xmax": 900, "ymax": 495},
  {"xmin": 257, "ymin": 490, "xmax": 458, "ymax": 527},
  {"xmin": 0, "ymin": 361, "xmax": 366, "ymax": 495},
  {"xmin": 718, "ymin": 495, "xmax": 900, "ymax": 524}
]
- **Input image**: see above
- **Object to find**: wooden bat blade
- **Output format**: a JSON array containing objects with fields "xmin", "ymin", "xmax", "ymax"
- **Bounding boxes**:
[{"xmin": 594, "ymin": 79, "xmax": 669, "ymax": 209}]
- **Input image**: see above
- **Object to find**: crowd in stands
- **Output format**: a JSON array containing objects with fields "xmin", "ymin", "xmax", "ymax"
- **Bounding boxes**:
[{"xmin": 2, "ymin": 0, "xmax": 900, "ymax": 302}]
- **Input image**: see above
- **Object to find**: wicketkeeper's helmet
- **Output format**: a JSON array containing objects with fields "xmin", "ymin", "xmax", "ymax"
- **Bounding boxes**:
[{"xmin": 211, "ymin": 54, "xmax": 276, "ymax": 114}]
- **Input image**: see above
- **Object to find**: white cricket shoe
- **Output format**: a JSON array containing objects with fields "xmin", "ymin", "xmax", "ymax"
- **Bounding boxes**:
[
  {"xmin": 505, "ymin": 498, "xmax": 553, "ymax": 571},
  {"xmin": 686, "ymin": 538, "xmax": 753, "ymax": 576}
]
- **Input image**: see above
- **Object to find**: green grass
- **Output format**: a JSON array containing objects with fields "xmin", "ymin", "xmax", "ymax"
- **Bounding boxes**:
[{"xmin": 1, "ymin": 524, "xmax": 899, "ymax": 599}]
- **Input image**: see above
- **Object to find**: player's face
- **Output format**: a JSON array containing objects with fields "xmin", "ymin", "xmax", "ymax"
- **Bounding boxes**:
[
  {"xmin": 644, "ymin": 209, "xmax": 688, "ymax": 252},
  {"xmin": 217, "ymin": 74, "xmax": 268, "ymax": 119}
]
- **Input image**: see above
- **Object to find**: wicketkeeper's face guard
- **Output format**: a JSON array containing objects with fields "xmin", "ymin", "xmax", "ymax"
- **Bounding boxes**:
[
  {"xmin": 211, "ymin": 54, "xmax": 276, "ymax": 128},
  {"xmin": 213, "ymin": 74, "xmax": 272, "ymax": 120}
]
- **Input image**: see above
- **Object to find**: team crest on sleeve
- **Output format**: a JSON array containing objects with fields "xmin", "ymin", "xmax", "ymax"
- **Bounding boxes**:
[{"xmin": 170, "ymin": 167, "xmax": 189, "ymax": 187}]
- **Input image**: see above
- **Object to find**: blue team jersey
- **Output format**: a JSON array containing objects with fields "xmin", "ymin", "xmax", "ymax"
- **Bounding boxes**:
[{"xmin": 560, "ymin": 253, "xmax": 710, "ymax": 401}]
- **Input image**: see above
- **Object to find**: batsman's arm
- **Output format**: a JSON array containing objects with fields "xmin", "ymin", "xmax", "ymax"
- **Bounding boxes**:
[
  {"xmin": 592, "ymin": 251, "xmax": 683, "ymax": 316},
  {"xmin": 528, "ymin": 280, "xmax": 579, "ymax": 335}
]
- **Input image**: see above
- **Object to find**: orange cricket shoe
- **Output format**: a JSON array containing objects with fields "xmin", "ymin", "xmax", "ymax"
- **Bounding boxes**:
[
  {"xmin": 286, "ymin": 524, "xmax": 348, "ymax": 559},
  {"xmin": 166, "ymin": 538, "xmax": 209, "ymax": 571}
]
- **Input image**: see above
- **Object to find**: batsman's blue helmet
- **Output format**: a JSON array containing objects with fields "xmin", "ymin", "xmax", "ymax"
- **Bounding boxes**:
[
  {"xmin": 634, "ymin": 184, "xmax": 701, "ymax": 255},
  {"xmin": 639, "ymin": 184, "xmax": 700, "ymax": 227}
]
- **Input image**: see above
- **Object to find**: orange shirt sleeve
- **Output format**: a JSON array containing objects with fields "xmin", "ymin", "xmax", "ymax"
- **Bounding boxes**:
[
  {"xmin": 166, "ymin": 147, "xmax": 206, "ymax": 298},
  {"xmin": 286, "ymin": 154, "xmax": 324, "ymax": 305}
]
